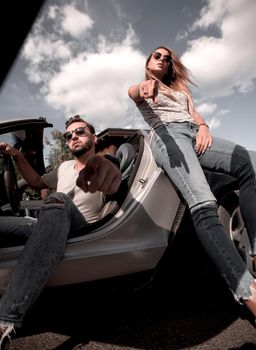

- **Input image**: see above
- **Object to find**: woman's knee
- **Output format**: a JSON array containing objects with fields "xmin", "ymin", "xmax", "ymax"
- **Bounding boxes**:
[
  {"xmin": 190, "ymin": 200, "xmax": 217, "ymax": 213},
  {"xmin": 190, "ymin": 200, "xmax": 219, "ymax": 223}
]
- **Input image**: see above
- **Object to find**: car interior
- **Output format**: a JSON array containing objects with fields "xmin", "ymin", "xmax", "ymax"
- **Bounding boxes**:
[{"xmin": 0, "ymin": 126, "xmax": 144, "ymax": 248}]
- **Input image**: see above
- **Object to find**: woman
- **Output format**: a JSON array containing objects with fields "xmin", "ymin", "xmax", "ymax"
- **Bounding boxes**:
[{"xmin": 128, "ymin": 46, "xmax": 256, "ymax": 322}]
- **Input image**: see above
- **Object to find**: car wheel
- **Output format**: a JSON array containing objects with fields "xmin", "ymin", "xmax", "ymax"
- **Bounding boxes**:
[
  {"xmin": 3, "ymin": 154, "xmax": 21, "ymax": 214},
  {"xmin": 218, "ymin": 190, "xmax": 255, "ymax": 276}
]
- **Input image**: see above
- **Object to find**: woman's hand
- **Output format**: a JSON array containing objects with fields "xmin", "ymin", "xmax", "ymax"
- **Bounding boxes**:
[
  {"xmin": 195, "ymin": 125, "xmax": 213, "ymax": 154},
  {"xmin": 128, "ymin": 80, "xmax": 159, "ymax": 103},
  {"xmin": 138, "ymin": 80, "xmax": 159, "ymax": 103}
]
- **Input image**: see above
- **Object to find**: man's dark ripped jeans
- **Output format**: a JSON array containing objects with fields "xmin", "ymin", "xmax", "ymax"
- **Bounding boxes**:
[{"xmin": 0, "ymin": 192, "xmax": 88, "ymax": 328}]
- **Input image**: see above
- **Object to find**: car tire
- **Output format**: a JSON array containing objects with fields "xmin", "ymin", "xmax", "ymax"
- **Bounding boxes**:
[{"xmin": 218, "ymin": 190, "xmax": 255, "ymax": 276}]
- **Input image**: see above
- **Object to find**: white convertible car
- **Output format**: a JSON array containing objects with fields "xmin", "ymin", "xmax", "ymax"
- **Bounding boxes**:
[{"xmin": 0, "ymin": 117, "xmax": 254, "ymax": 295}]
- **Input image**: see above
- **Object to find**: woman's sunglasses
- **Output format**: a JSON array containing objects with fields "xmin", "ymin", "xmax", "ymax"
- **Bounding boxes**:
[
  {"xmin": 63, "ymin": 127, "xmax": 90, "ymax": 142},
  {"xmin": 152, "ymin": 51, "xmax": 172, "ymax": 63}
]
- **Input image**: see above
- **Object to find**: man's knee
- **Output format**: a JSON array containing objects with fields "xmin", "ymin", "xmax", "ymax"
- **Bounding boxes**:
[{"xmin": 43, "ymin": 192, "xmax": 70, "ymax": 206}]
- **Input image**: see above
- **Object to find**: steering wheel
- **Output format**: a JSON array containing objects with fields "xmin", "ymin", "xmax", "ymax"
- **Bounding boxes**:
[{"xmin": 3, "ymin": 154, "xmax": 21, "ymax": 214}]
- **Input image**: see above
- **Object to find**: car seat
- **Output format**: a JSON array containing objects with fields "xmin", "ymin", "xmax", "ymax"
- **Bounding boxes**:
[{"xmin": 116, "ymin": 143, "xmax": 136, "ymax": 179}]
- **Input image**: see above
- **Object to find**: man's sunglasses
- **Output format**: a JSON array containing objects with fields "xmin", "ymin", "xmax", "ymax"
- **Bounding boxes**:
[
  {"xmin": 152, "ymin": 51, "xmax": 172, "ymax": 63},
  {"xmin": 63, "ymin": 127, "xmax": 90, "ymax": 142}
]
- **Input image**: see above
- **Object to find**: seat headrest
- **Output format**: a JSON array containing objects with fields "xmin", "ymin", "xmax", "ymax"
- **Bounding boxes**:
[{"xmin": 116, "ymin": 143, "xmax": 135, "ymax": 173}]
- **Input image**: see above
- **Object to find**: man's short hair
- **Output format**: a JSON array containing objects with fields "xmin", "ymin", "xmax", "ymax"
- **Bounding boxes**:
[{"xmin": 65, "ymin": 115, "xmax": 95, "ymax": 134}]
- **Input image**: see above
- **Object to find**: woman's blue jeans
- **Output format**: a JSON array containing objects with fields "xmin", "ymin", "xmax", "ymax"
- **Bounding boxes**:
[
  {"xmin": 151, "ymin": 122, "xmax": 256, "ymax": 301},
  {"xmin": 0, "ymin": 192, "xmax": 88, "ymax": 328}
]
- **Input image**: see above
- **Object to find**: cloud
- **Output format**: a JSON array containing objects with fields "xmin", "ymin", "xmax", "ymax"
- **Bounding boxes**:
[
  {"xmin": 208, "ymin": 116, "xmax": 221, "ymax": 129},
  {"xmin": 23, "ymin": 0, "xmax": 254, "ymax": 133},
  {"xmin": 181, "ymin": 0, "xmax": 256, "ymax": 100},
  {"xmin": 195, "ymin": 101, "xmax": 229, "ymax": 129},
  {"xmin": 196, "ymin": 102, "xmax": 217, "ymax": 116},
  {"xmin": 61, "ymin": 5, "xmax": 94, "ymax": 38},
  {"xmin": 46, "ymin": 39, "xmax": 145, "ymax": 130},
  {"xmin": 23, "ymin": 37, "xmax": 71, "ymax": 65},
  {"xmin": 21, "ymin": 3, "xmax": 145, "ymax": 130},
  {"xmin": 48, "ymin": 5, "xmax": 58, "ymax": 20}
]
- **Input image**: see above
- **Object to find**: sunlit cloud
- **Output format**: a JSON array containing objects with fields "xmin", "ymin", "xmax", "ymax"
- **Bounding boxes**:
[
  {"xmin": 21, "ymin": 3, "xmax": 144, "ymax": 130},
  {"xmin": 48, "ymin": 5, "xmax": 58, "ymax": 19},
  {"xmin": 196, "ymin": 102, "xmax": 217, "ymax": 116},
  {"xmin": 209, "ymin": 116, "xmax": 221, "ymax": 129},
  {"xmin": 46, "ymin": 43, "xmax": 145, "ymax": 130},
  {"xmin": 182, "ymin": 0, "xmax": 256, "ymax": 100},
  {"xmin": 180, "ymin": 0, "xmax": 256, "ymax": 130},
  {"xmin": 61, "ymin": 5, "xmax": 94, "ymax": 38}
]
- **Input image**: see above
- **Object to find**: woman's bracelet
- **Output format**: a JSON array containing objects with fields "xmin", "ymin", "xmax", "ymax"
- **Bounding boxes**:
[{"xmin": 198, "ymin": 123, "xmax": 209, "ymax": 129}]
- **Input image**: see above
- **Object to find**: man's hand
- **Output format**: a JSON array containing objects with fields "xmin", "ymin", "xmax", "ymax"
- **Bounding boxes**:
[
  {"xmin": 0, "ymin": 142, "xmax": 46, "ymax": 188},
  {"xmin": 0, "ymin": 142, "xmax": 19, "ymax": 157},
  {"xmin": 76, "ymin": 155, "xmax": 122, "ymax": 195}
]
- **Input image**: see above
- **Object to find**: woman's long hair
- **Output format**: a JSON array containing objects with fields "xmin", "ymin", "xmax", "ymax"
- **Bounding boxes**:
[{"xmin": 145, "ymin": 46, "xmax": 196, "ymax": 112}]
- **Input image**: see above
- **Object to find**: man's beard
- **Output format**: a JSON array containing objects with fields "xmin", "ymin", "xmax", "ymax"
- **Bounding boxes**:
[{"xmin": 71, "ymin": 140, "xmax": 93, "ymax": 157}]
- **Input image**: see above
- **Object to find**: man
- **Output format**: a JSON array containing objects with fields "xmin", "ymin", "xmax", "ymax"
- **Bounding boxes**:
[{"xmin": 0, "ymin": 115, "xmax": 122, "ymax": 349}]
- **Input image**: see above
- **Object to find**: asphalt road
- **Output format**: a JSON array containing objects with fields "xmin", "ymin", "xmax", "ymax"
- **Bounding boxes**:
[
  {"xmin": 8, "ymin": 277, "xmax": 256, "ymax": 350},
  {"xmin": 5, "ymin": 218, "xmax": 256, "ymax": 349}
]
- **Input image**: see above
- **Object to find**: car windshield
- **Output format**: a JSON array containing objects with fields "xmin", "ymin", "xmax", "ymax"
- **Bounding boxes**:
[
  {"xmin": 0, "ymin": 133, "xmax": 16, "ymax": 146},
  {"xmin": 0, "ymin": 132, "xmax": 18, "ymax": 179}
]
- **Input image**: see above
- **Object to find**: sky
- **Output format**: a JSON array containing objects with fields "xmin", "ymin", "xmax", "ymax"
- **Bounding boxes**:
[{"xmin": 0, "ymin": 0, "xmax": 256, "ymax": 150}]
